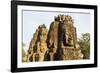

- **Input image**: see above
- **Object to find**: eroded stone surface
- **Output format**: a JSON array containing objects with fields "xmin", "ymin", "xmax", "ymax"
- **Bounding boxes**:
[
  {"xmin": 28, "ymin": 24, "xmax": 48, "ymax": 62},
  {"xmin": 27, "ymin": 15, "xmax": 83, "ymax": 62}
]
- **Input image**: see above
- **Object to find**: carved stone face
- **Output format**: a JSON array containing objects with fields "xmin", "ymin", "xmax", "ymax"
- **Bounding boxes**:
[
  {"xmin": 63, "ymin": 25, "xmax": 69, "ymax": 36},
  {"xmin": 39, "ymin": 28, "xmax": 48, "ymax": 42},
  {"xmin": 62, "ymin": 25, "xmax": 69, "ymax": 46}
]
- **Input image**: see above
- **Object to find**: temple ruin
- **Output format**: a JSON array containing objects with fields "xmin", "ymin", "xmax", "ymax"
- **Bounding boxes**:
[{"xmin": 27, "ymin": 15, "xmax": 83, "ymax": 62}]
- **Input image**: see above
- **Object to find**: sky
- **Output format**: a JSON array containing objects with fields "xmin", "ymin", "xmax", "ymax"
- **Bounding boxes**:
[{"xmin": 22, "ymin": 10, "xmax": 90, "ymax": 51}]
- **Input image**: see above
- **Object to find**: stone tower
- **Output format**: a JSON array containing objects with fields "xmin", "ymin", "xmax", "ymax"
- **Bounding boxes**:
[
  {"xmin": 57, "ymin": 15, "xmax": 83, "ymax": 60},
  {"xmin": 27, "ymin": 24, "xmax": 48, "ymax": 62},
  {"xmin": 47, "ymin": 15, "xmax": 83, "ymax": 60},
  {"xmin": 27, "ymin": 15, "xmax": 83, "ymax": 62}
]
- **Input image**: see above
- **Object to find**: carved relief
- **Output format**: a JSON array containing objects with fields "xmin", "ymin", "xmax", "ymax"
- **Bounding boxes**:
[{"xmin": 27, "ymin": 15, "xmax": 83, "ymax": 62}]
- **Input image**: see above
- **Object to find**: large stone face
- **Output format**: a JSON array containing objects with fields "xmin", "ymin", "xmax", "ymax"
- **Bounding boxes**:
[
  {"xmin": 27, "ymin": 15, "xmax": 83, "ymax": 62},
  {"xmin": 47, "ymin": 21, "xmax": 59, "ymax": 61},
  {"xmin": 28, "ymin": 24, "xmax": 48, "ymax": 62}
]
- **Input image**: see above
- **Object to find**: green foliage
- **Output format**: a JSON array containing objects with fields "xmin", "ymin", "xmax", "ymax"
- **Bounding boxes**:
[
  {"xmin": 22, "ymin": 48, "xmax": 26, "ymax": 57},
  {"xmin": 79, "ymin": 33, "xmax": 90, "ymax": 59},
  {"xmin": 22, "ymin": 43, "xmax": 27, "ymax": 62}
]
